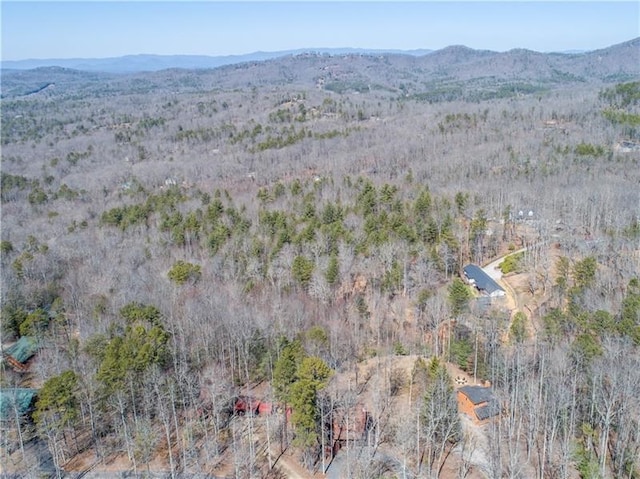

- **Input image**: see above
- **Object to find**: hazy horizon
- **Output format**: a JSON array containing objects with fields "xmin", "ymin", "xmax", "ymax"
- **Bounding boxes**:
[
  {"xmin": 2, "ymin": 1, "xmax": 639, "ymax": 62},
  {"xmin": 3, "ymin": 41, "xmax": 635, "ymax": 64}
]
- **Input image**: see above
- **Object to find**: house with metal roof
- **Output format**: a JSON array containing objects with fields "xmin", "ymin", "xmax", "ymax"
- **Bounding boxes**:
[
  {"xmin": 1, "ymin": 336, "xmax": 39, "ymax": 373},
  {"xmin": 0, "ymin": 388, "xmax": 37, "ymax": 422},
  {"xmin": 457, "ymin": 385, "xmax": 500, "ymax": 425},
  {"xmin": 463, "ymin": 264, "xmax": 505, "ymax": 297}
]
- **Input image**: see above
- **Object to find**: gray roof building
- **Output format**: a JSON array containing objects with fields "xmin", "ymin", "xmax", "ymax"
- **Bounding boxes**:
[
  {"xmin": 463, "ymin": 264, "xmax": 505, "ymax": 297},
  {"xmin": 457, "ymin": 385, "xmax": 500, "ymax": 424}
]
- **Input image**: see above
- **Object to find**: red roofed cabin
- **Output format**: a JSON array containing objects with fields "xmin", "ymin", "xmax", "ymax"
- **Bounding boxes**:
[
  {"xmin": 332, "ymin": 407, "xmax": 373, "ymax": 447},
  {"xmin": 233, "ymin": 396, "xmax": 274, "ymax": 416}
]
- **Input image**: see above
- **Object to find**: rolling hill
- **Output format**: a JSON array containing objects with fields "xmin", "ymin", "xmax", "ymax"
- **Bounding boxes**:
[{"xmin": 2, "ymin": 38, "xmax": 638, "ymax": 101}]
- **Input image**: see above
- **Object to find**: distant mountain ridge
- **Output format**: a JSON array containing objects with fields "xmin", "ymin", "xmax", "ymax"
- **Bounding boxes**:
[
  {"xmin": 0, "ymin": 41, "xmax": 618, "ymax": 74},
  {"xmin": 1, "ymin": 48, "xmax": 434, "ymax": 73},
  {"xmin": 1, "ymin": 38, "xmax": 637, "ymax": 100}
]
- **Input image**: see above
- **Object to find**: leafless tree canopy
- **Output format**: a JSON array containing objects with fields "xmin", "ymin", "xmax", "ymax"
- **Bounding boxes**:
[{"xmin": 1, "ymin": 40, "xmax": 639, "ymax": 477}]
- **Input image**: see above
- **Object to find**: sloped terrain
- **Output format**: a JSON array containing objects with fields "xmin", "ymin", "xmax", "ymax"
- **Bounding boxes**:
[{"xmin": 1, "ymin": 39, "xmax": 640, "ymax": 478}]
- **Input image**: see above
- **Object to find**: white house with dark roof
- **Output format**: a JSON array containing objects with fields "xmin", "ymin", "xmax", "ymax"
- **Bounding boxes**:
[{"xmin": 463, "ymin": 264, "xmax": 505, "ymax": 298}]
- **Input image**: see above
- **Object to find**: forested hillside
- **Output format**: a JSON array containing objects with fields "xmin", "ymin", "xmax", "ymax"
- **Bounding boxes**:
[{"xmin": 1, "ymin": 40, "xmax": 639, "ymax": 478}]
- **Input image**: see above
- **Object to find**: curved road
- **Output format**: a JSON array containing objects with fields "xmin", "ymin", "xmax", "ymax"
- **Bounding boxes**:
[
  {"xmin": 481, "ymin": 248, "xmax": 527, "ymax": 312},
  {"xmin": 482, "ymin": 247, "xmax": 527, "ymax": 281}
]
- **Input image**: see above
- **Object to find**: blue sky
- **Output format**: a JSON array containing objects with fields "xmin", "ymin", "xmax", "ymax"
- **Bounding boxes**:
[{"xmin": 2, "ymin": 1, "xmax": 638, "ymax": 60}]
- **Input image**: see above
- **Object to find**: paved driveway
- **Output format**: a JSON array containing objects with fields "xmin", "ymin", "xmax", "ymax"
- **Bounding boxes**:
[{"xmin": 482, "ymin": 248, "xmax": 527, "ymax": 281}]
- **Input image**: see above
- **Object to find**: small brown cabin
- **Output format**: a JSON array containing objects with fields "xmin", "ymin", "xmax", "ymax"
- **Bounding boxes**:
[{"xmin": 457, "ymin": 385, "xmax": 499, "ymax": 425}]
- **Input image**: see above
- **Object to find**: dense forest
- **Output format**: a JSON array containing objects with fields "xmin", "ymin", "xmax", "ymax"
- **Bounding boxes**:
[{"xmin": 1, "ymin": 39, "xmax": 640, "ymax": 478}]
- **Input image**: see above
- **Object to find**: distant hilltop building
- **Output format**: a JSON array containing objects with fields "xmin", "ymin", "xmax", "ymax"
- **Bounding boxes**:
[
  {"xmin": 615, "ymin": 139, "xmax": 640, "ymax": 153},
  {"xmin": 517, "ymin": 210, "xmax": 535, "ymax": 219}
]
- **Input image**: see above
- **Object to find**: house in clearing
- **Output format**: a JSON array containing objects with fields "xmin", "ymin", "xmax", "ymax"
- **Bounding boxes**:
[
  {"xmin": 457, "ymin": 385, "xmax": 500, "ymax": 425},
  {"xmin": 463, "ymin": 264, "xmax": 505, "ymax": 298}
]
